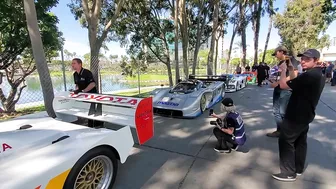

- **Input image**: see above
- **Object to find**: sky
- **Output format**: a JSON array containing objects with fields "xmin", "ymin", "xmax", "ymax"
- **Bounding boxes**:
[{"xmin": 50, "ymin": 0, "xmax": 336, "ymax": 60}]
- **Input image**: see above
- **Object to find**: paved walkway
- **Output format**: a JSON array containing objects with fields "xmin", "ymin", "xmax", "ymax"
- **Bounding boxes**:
[
  {"xmin": 113, "ymin": 84, "xmax": 336, "ymax": 189},
  {"xmin": 3, "ymin": 84, "xmax": 335, "ymax": 189}
]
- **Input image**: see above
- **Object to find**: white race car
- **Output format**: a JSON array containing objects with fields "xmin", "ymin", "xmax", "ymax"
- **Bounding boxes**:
[
  {"xmin": 0, "ymin": 92, "xmax": 154, "ymax": 189},
  {"xmin": 223, "ymin": 74, "xmax": 248, "ymax": 92}
]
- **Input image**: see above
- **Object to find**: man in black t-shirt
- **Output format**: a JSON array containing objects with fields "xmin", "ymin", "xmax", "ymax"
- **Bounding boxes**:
[
  {"xmin": 72, "ymin": 58, "xmax": 101, "ymax": 127},
  {"xmin": 72, "ymin": 58, "xmax": 97, "ymax": 94},
  {"xmin": 272, "ymin": 49, "xmax": 325, "ymax": 182}
]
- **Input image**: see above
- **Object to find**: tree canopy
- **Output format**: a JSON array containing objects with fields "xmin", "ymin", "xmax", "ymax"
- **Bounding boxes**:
[
  {"xmin": 0, "ymin": 0, "xmax": 63, "ymax": 70},
  {"xmin": 274, "ymin": 0, "xmax": 335, "ymax": 55}
]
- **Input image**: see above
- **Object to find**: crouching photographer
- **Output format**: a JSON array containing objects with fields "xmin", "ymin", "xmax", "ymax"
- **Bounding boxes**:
[{"xmin": 210, "ymin": 98, "xmax": 246, "ymax": 153}]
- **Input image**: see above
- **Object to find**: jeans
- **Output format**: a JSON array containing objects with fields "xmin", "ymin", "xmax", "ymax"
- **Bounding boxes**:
[
  {"xmin": 279, "ymin": 119, "xmax": 309, "ymax": 176},
  {"xmin": 273, "ymin": 89, "xmax": 292, "ymax": 131}
]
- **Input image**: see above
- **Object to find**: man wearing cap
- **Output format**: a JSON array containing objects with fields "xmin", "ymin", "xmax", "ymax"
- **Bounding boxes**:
[
  {"xmin": 266, "ymin": 46, "xmax": 293, "ymax": 138},
  {"xmin": 272, "ymin": 49, "xmax": 325, "ymax": 182},
  {"xmin": 211, "ymin": 98, "xmax": 246, "ymax": 153}
]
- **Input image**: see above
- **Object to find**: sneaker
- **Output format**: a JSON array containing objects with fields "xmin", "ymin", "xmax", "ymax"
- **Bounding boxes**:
[
  {"xmin": 272, "ymin": 173, "xmax": 296, "ymax": 182},
  {"xmin": 231, "ymin": 144, "xmax": 239, "ymax": 151},
  {"xmin": 214, "ymin": 147, "xmax": 230, "ymax": 153},
  {"xmin": 266, "ymin": 131, "xmax": 280, "ymax": 138},
  {"xmin": 296, "ymin": 172, "xmax": 303, "ymax": 176}
]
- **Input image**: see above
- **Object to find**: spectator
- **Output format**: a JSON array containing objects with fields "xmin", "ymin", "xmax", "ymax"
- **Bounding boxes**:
[
  {"xmin": 236, "ymin": 65, "xmax": 242, "ymax": 74},
  {"xmin": 210, "ymin": 98, "xmax": 246, "ymax": 153},
  {"xmin": 252, "ymin": 63, "xmax": 258, "ymax": 72},
  {"xmin": 272, "ymin": 49, "xmax": 325, "ymax": 182},
  {"xmin": 257, "ymin": 62, "xmax": 266, "ymax": 87},
  {"xmin": 245, "ymin": 65, "xmax": 251, "ymax": 72},
  {"xmin": 266, "ymin": 46, "xmax": 293, "ymax": 138},
  {"xmin": 332, "ymin": 68, "xmax": 336, "ymax": 86},
  {"xmin": 325, "ymin": 62, "xmax": 335, "ymax": 83}
]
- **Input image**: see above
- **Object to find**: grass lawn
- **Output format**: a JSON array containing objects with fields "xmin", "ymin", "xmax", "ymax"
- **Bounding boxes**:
[
  {"xmin": 0, "ymin": 105, "xmax": 46, "ymax": 121},
  {"xmin": 115, "ymin": 88, "xmax": 154, "ymax": 98},
  {"xmin": 126, "ymin": 74, "xmax": 168, "ymax": 81}
]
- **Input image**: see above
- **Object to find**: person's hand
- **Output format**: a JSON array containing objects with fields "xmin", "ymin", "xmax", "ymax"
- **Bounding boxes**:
[
  {"xmin": 279, "ymin": 62, "xmax": 287, "ymax": 72},
  {"xmin": 73, "ymin": 89, "xmax": 81, "ymax": 94}
]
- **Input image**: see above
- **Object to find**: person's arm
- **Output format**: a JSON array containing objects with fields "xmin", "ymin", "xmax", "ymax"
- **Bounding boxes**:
[
  {"xmin": 83, "ymin": 82, "xmax": 96, "ymax": 92},
  {"xmin": 83, "ymin": 71, "xmax": 96, "ymax": 92},
  {"xmin": 220, "ymin": 127, "xmax": 234, "ymax": 135},
  {"xmin": 211, "ymin": 113, "xmax": 226, "ymax": 120},
  {"xmin": 279, "ymin": 67, "xmax": 291, "ymax": 90}
]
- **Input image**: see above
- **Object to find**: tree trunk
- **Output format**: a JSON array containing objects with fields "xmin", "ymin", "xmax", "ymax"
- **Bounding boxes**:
[
  {"xmin": 207, "ymin": 1, "xmax": 219, "ymax": 75},
  {"xmin": 226, "ymin": 26, "xmax": 237, "ymax": 73},
  {"xmin": 23, "ymin": 0, "xmax": 56, "ymax": 118},
  {"xmin": 166, "ymin": 60, "xmax": 173, "ymax": 87},
  {"xmin": 0, "ymin": 88, "xmax": 17, "ymax": 113},
  {"xmin": 192, "ymin": 2, "xmax": 205, "ymax": 75},
  {"xmin": 240, "ymin": 2, "xmax": 247, "ymax": 68},
  {"xmin": 179, "ymin": 0, "xmax": 189, "ymax": 78},
  {"xmin": 253, "ymin": 0, "xmax": 263, "ymax": 66},
  {"xmin": 174, "ymin": 0, "xmax": 180, "ymax": 83},
  {"xmin": 90, "ymin": 47, "xmax": 101, "ymax": 92},
  {"xmin": 262, "ymin": 16, "xmax": 273, "ymax": 63},
  {"xmin": 164, "ymin": 40, "xmax": 174, "ymax": 87},
  {"xmin": 214, "ymin": 36, "xmax": 220, "ymax": 75}
]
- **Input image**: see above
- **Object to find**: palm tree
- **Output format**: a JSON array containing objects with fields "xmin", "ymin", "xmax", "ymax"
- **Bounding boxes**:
[{"xmin": 23, "ymin": 0, "xmax": 56, "ymax": 117}]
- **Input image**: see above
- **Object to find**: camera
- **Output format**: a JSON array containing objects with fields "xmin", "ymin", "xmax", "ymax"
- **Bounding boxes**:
[
  {"xmin": 209, "ymin": 109, "xmax": 214, "ymax": 116},
  {"xmin": 210, "ymin": 118, "xmax": 223, "ymax": 127}
]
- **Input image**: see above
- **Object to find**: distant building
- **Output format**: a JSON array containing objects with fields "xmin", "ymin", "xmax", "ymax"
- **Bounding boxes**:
[{"xmin": 320, "ymin": 37, "xmax": 336, "ymax": 62}]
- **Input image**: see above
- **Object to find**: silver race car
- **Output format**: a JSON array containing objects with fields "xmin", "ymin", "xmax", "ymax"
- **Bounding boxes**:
[
  {"xmin": 150, "ymin": 75, "xmax": 227, "ymax": 118},
  {"xmin": 223, "ymin": 74, "xmax": 248, "ymax": 92}
]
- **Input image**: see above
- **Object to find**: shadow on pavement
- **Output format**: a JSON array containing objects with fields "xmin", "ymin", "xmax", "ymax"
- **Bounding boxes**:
[{"xmin": 112, "ymin": 84, "xmax": 336, "ymax": 189}]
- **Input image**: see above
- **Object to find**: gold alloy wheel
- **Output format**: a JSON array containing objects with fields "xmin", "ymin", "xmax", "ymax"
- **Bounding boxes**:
[{"xmin": 74, "ymin": 155, "xmax": 113, "ymax": 189}]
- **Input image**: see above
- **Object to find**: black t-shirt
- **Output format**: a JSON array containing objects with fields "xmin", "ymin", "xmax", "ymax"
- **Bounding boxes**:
[
  {"xmin": 285, "ymin": 67, "xmax": 325, "ymax": 125},
  {"xmin": 257, "ymin": 65, "xmax": 266, "ymax": 77},
  {"xmin": 73, "ymin": 68, "xmax": 97, "ymax": 93}
]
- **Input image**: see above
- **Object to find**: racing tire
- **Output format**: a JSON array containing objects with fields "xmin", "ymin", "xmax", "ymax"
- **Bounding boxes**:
[
  {"xmin": 63, "ymin": 146, "xmax": 118, "ymax": 189},
  {"xmin": 221, "ymin": 85, "xmax": 226, "ymax": 98},
  {"xmin": 200, "ymin": 94, "xmax": 207, "ymax": 113}
]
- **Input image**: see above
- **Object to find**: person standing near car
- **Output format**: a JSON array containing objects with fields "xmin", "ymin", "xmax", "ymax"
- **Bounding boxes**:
[
  {"xmin": 72, "ymin": 58, "xmax": 101, "ymax": 127},
  {"xmin": 266, "ymin": 46, "xmax": 293, "ymax": 138},
  {"xmin": 72, "ymin": 58, "xmax": 97, "ymax": 94},
  {"xmin": 272, "ymin": 49, "xmax": 325, "ymax": 182}
]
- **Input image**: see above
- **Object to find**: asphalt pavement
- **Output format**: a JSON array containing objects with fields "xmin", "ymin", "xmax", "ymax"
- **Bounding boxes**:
[
  {"xmin": 113, "ymin": 84, "xmax": 336, "ymax": 189},
  {"xmin": 4, "ymin": 84, "xmax": 335, "ymax": 189}
]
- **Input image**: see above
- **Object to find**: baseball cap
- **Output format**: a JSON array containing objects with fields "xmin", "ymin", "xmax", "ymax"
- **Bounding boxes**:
[
  {"xmin": 272, "ymin": 46, "xmax": 288, "ymax": 56},
  {"xmin": 297, "ymin": 49, "xmax": 320, "ymax": 59},
  {"xmin": 222, "ymin": 98, "xmax": 234, "ymax": 107}
]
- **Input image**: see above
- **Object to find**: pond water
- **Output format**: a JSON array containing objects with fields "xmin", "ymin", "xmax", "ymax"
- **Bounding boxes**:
[{"xmin": 0, "ymin": 74, "xmax": 131, "ymax": 108}]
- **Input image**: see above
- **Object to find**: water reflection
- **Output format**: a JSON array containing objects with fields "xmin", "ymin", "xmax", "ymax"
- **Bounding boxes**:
[{"xmin": 0, "ymin": 74, "xmax": 131, "ymax": 106}]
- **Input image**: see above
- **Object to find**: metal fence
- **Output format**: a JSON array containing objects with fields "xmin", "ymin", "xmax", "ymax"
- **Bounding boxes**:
[
  {"xmin": 0, "ymin": 56, "xmax": 236, "ymax": 113},
  {"xmin": 0, "ymin": 58, "xmax": 170, "ymax": 113}
]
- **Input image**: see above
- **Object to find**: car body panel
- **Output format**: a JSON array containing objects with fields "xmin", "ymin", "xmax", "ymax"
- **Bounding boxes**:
[
  {"xmin": 222, "ymin": 74, "xmax": 248, "ymax": 92},
  {"xmin": 0, "ymin": 92, "xmax": 154, "ymax": 189},
  {"xmin": 151, "ymin": 75, "xmax": 226, "ymax": 118}
]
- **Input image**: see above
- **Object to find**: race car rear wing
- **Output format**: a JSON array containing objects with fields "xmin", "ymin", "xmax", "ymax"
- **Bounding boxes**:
[
  {"xmin": 188, "ymin": 74, "xmax": 228, "ymax": 82},
  {"xmin": 52, "ymin": 92, "xmax": 154, "ymax": 145}
]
